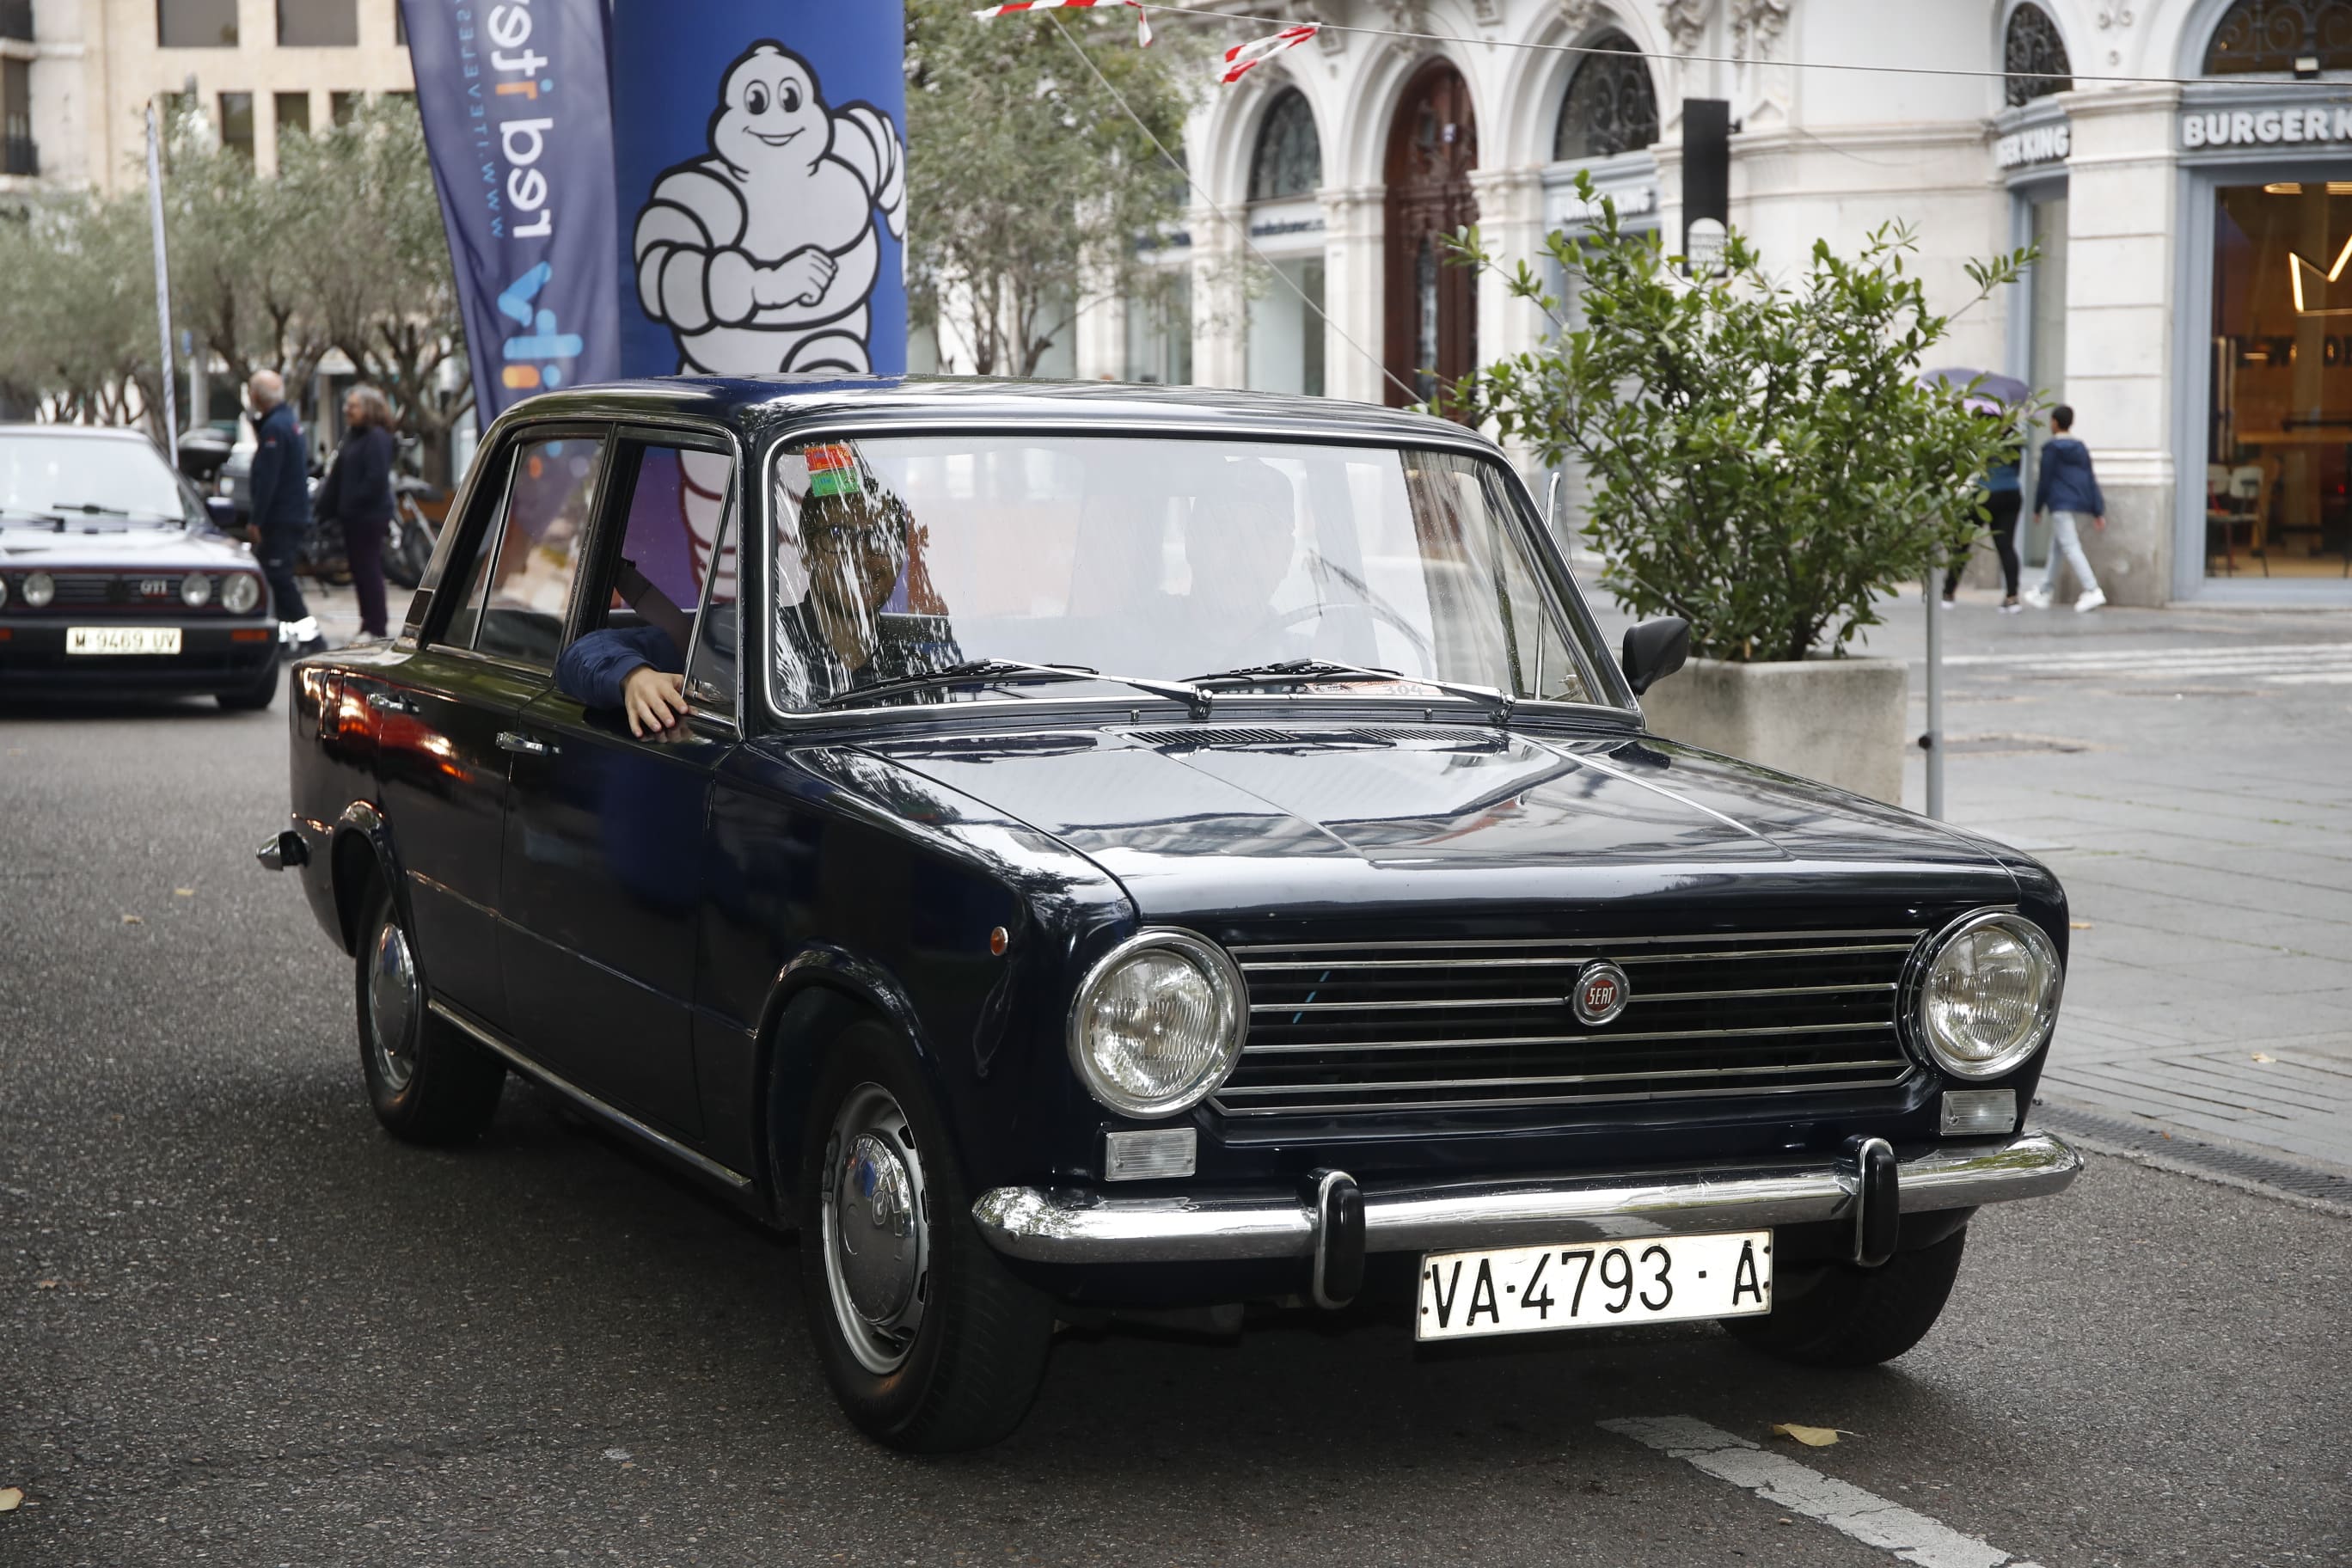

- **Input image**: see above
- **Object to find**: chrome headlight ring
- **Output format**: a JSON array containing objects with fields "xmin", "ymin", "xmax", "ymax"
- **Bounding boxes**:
[
  {"xmin": 220, "ymin": 572, "xmax": 263, "ymax": 616},
  {"xmin": 1905, "ymin": 909, "xmax": 2064, "ymax": 1081},
  {"xmin": 1067, "ymin": 928, "xmax": 1249, "ymax": 1119}
]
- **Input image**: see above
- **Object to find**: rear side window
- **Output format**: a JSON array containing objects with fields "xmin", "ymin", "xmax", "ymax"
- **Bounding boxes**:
[{"xmin": 444, "ymin": 435, "xmax": 607, "ymax": 665}]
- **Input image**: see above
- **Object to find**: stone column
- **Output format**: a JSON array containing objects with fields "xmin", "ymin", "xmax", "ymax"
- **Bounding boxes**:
[
  {"xmin": 1467, "ymin": 164, "xmax": 1547, "ymax": 472},
  {"xmin": 1319, "ymin": 184, "xmax": 1385, "ymax": 405},
  {"xmin": 2059, "ymin": 84, "xmax": 2181, "ymax": 606}
]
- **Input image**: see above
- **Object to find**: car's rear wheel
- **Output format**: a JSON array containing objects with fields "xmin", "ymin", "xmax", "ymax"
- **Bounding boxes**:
[
  {"xmin": 794, "ymin": 1019, "xmax": 1055, "ymax": 1453},
  {"xmin": 216, "ymin": 655, "xmax": 281, "ymax": 711},
  {"xmin": 355, "ymin": 882, "xmax": 504, "ymax": 1144},
  {"xmin": 1724, "ymin": 1228, "xmax": 1967, "ymax": 1367}
]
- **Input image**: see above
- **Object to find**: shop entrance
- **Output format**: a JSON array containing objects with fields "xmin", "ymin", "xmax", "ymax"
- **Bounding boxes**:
[
  {"xmin": 1383, "ymin": 61, "xmax": 1478, "ymax": 410},
  {"xmin": 2208, "ymin": 182, "xmax": 2352, "ymax": 579}
]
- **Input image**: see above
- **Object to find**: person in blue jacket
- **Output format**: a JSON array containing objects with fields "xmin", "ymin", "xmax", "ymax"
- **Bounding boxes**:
[
  {"xmin": 2025, "ymin": 403, "xmax": 2107, "ymax": 613},
  {"xmin": 246, "ymin": 370, "xmax": 324, "ymax": 651}
]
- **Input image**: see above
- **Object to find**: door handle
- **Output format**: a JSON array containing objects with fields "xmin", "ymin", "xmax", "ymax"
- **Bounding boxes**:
[
  {"xmin": 365, "ymin": 691, "xmax": 418, "ymax": 714},
  {"xmin": 496, "ymin": 730, "xmax": 558, "ymax": 756}
]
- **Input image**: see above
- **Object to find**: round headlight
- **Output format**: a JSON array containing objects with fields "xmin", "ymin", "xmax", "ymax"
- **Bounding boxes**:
[
  {"xmin": 1069, "ymin": 930, "xmax": 1247, "ymax": 1118},
  {"xmin": 21, "ymin": 571, "xmax": 54, "ymax": 609},
  {"xmin": 181, "ymin": 573, "xmax": 213, "ymax": 608},
  {"xmin": 221, "ymin": 573, "xmax": 261, "ymax": 615},
  {"xmin": 1917, "ymin": 912, "xmax": 2061, "ymax": 1079},
  {"xmin": 0, "ymin": 574, "xmax": 9, "ymax": 608}
]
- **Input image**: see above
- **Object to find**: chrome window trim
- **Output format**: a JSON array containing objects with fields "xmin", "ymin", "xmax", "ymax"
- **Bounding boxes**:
[{"xmin": 747, "ymin": 421, "xmax": 1637, "ymax": 727}]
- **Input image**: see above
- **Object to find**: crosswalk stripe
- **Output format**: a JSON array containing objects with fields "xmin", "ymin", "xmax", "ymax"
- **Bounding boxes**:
[{"xmin": 1941, "ymin": 643, "xmax": 2352, "ymax": 673}]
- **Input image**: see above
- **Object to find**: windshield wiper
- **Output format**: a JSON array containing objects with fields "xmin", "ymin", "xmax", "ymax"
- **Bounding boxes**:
[
  {"xmin": 1187, "ymin": 658, "xmax": 1516, "ymax": 725},
  {"xmin": 817, "ymin": 657, "xmax": 1212, "ymax": 717}
]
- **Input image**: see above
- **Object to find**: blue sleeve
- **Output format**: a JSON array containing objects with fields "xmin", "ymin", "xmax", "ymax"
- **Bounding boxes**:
[
  {"xmin": 249, "ymin": 426, "xmax": 284, "ymax": 525},
  {"xmin": 555, "ymin": 622, "xmax": 683, "ymax": 711},
  {"xmin": 2032, "ymin": 451, "xmax": 2052, "ymax": 512}
]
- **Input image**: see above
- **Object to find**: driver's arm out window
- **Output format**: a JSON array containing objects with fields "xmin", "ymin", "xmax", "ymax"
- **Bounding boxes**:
[{"xmin": 573, "ymin": 441, "xmax": 739, "ymax": 716}]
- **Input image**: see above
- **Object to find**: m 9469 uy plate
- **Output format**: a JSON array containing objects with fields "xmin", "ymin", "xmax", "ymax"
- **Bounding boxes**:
[{"xmin": 1417, "ymin": 1230, "xmax": 1773, "ymax": 1341}]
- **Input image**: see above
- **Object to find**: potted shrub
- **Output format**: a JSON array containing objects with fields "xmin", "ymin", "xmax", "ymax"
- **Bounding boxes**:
[{"xmin": 1446, "ymin": 181, "xmax": 2030, "ymax": 804}]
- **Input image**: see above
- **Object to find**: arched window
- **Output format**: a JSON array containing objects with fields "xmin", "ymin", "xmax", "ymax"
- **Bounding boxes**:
[
  {"xmin": 1248, "ymin": 89, "xmax": 1321, "ymax": 201},
  {"xmin": 2204, "ymin": 0, "xmax": 2352, "ymax": 75},
  {"xmin": 1553, "ymin": 32, "xmax": 1660, "ymax": 162},
  {"xmin": 2004, "ymin": 4, "xmax": 2073, "ymax": 105}
]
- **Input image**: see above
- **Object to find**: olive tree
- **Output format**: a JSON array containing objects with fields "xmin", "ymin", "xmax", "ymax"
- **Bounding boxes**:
[{"xmin": 1445, "ymin": 176, "xmax": 2034, "ymax": 663}]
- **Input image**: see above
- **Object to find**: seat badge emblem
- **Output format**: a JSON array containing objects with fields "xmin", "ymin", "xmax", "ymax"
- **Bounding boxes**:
[{"xmin": 1571, "ymin": 960, "xmax": 1632, "ymax": 1026}]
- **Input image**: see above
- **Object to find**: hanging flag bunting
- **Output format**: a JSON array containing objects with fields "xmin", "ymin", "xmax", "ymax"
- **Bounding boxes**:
[
  {"xmin": 971, "ymin": 0, "xmax": 1153, "ymax": 47},
  {"xmin": 1218, "ymin": 23, "xmax": 1318, "ymax": 84}
]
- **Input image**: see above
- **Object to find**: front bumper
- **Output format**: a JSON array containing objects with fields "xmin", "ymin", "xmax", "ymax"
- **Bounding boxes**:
[
  {"xmin": 0, "ymin": 620, "xmax": 279, "ymax": 689},
  {"xmin": 972, "ymin": 1131, "xmax": 2080, "ymax": 1265}
]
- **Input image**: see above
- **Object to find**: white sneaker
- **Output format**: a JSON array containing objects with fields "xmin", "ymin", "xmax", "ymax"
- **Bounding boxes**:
[
  {"xmin": 1999, "ymin": 599, "xmax": 2023, "ymax": 615},
  {"xmin": 2022, "ymin": 586, "xmax": 2054, "ymax": 609},
  {"xmin": 1938, "ymin": 595, "xmax": 1957, "ymax": 609},
  {"xmin": 2073, "ymin": 588, "xmax": 2107, "ymax": 613}
]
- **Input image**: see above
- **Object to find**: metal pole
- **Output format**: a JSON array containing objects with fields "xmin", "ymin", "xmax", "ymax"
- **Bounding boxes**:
[
  {"xmin": 144, "ymin": 104, "xmax": 178, "ymax": 467},
  {"xmin": 1922, "ymin": 573, "xmax": 1945, "ymax": 819}
]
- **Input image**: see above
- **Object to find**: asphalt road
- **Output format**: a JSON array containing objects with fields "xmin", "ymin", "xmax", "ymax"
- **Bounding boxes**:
[{"xmin": 3, "ymin": 689, "xmax": 2348, "ymax": 1568}]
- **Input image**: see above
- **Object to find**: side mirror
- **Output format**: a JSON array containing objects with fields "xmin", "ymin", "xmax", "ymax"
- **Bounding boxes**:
[
  {"xmin": 1620, "ymin": 616, "xmax": 1690, "ymax": 697},
  {"xmin": 205, "ymin": 495, "xmax": 238, "ymax": 530}
]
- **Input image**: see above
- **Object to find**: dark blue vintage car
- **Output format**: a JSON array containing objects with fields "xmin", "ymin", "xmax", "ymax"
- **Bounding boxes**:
[
  {"xmin": 1, "ymin": 425, "xmax": 281, "ymax": 707},
  {"xmin": 264, "ymin": 377, "xmax": 2080, "ymax": 1451}
]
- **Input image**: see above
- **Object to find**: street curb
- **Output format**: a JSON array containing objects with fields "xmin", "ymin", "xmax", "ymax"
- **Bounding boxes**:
[{"xmin": 2031, "ymin": 1103, "xmax": 2352, "ymax": 1218}]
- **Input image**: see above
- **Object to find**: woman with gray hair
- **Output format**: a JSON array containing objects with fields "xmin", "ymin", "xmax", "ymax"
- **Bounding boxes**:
[{"xmin": 315, "ymin": 383, "xmax": 399, "ymax": 640}]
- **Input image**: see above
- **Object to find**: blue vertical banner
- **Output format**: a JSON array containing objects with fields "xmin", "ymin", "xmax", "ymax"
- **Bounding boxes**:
[
  {"xmin": 400, "ymin": 0, "xmax": 621, "ymax": 422},
  {"xmin": 610, "ymin": 0, "xmax": 908, "ymax": 382}
]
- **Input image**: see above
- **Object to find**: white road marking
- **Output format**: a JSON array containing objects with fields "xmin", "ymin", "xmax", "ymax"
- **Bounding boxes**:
[
  {"xmin": 1940, "ymin": 640, "xmax": 2352, "ymax": 675},
  {"xmin": 1601, "ymin": 1416, "xmax": 2047, "ymax": 1568}
]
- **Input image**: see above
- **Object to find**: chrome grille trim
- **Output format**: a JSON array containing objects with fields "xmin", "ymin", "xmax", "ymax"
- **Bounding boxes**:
[{"xmin": 1211, "ymin": 926, "xmax": 1926, "ymax": 1118}]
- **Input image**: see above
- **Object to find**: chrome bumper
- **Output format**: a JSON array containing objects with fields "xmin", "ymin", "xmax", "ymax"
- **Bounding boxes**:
[{"xmin": 971, "ymin": 1131, "xmax": 2081, "ymax": 1266}]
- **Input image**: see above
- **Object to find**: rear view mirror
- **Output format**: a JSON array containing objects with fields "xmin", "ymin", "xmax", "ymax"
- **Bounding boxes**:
[{"xmin": 1620, "ymin": 617, "xmax": 1690, "ymax": 696}]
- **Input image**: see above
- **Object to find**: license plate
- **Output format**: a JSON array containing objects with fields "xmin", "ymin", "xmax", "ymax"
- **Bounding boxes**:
[
  {"xmin": 1416, "ymin": 1230, "xmax": 1773, "ymax": 1341},
  {"xmin": 66, "ymin": 627, "xmax": 183, "ymax": 656}
]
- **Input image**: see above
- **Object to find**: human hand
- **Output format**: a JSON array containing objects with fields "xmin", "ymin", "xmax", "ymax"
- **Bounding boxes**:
[
  {"xmin": 757, "ymin": 247, "xmax": 837, "ymax": 308},
  {"xmin": 2094, "ymin": 516, "xmax": 2107, "ymax": 530},
  {"xmin": 621, "ymin": 665, "xmax": 689, "ymax": 738}
]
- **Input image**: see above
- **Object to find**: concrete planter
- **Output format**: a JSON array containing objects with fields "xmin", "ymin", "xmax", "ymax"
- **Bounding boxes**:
[{"xmin": 1636, "ymin": 656, "xmax": 1909, "ymax": 805}]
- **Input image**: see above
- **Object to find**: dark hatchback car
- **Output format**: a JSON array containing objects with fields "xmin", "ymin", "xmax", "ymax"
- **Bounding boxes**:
[
  {"xmin": 2, "ymin": 425, "xmax": 280, "ymax": 707},
  {"xmin": 265, "ymin": 377, "xmax": 2081, "ymax": 1451}
]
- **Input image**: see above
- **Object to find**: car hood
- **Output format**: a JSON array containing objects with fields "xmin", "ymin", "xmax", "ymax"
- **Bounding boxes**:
[
  {"xmin": 851, "ymin": 723, "xmax": 2018, "ymax": 922},
  {"xmin": 0, "ymin": 524, "xmax": 256, "ymax": 571}
]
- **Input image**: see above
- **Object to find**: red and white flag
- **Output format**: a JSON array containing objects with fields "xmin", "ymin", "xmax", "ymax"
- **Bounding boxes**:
[
  {"xmin": 1218, "ymin": 22, "xmax": 1318, "ymax": 83},
  {"xmin": 972, "ymin": 0, "xmax": 1152, "ymax": 46}
]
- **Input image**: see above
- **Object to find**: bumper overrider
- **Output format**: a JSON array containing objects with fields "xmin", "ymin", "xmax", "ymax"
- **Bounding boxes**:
[{"xmin": 974, "ymin": 1132, "xmax": 2080, "ymax": 1304}]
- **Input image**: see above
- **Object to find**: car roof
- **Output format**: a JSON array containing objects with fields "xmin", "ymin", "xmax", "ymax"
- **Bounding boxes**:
[
  {"xmin": 0, "ymin": 424, "xmax": 164, "ymax": 444},
  {"xmin": 485, "ymin": 375, "xmax": 1488, "ymax": 450}
]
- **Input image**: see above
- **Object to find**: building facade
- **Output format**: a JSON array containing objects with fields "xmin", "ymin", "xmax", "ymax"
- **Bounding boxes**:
[{"xmin": 1088, "ymin": 0, "xmax": 2352, "ymax": 606}]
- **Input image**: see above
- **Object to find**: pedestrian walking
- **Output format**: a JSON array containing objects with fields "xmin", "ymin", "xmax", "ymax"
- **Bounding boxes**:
[
  {"xmin": 245, "ymin": 370, "xmax": 323, "ymax": 652},
  {"xmin": 2024, "ymin": 403, "xmax": 2108, "ymax": 613},
  {"xmin": 1945, "ymin": 422, "xmax": 2025, "ymax": 612},
  {"xmin": 315, "ymin": 384, "xmax": 399, "ymax": 640}
]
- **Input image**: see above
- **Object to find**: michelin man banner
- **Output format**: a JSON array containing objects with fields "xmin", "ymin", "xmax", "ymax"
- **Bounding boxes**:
[
  {"xmin": 612, "ymin": 1, "xmax": 910, "ymax": 382},
  {"xmin": 399, "ymin": 0, "xmax": 621, "ymax": 423}
]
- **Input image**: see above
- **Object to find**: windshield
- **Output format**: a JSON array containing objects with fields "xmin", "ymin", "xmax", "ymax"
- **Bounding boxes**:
[
  {"xmin": 764, "ymin": 434, "xmax": 1614, "ymax": 714},
  {"xmin": 0, "ymin": 433, "xmax": 192, "ymax": 524}
]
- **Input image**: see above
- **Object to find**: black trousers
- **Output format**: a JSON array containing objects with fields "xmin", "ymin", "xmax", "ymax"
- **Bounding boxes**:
[
  {"xmin": 256, "ymin": 520, "xmax": 310, "ymax": 625},
  {"xmin": 345, "ymin": 515, "xmax": 389, "ymax": 637},
  {"xmin": 1947, "ymin": 490, "xmax": 2024, "ymax": 599}
]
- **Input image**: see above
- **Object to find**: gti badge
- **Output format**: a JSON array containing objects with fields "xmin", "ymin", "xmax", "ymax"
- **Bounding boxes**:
[{"xmin": 1572, "ymin": 960, "xmax": 1631, "ymax": 1026}]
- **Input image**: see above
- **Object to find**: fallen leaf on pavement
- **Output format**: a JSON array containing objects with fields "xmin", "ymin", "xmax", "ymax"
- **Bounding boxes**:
[
  {"xmin": 0, "ymin": 1487, "xmax": 22, "ymax": 1511},
  {"xmin": 174, "ymin": 888, "xmax": 195, "ymax": 897},
  {"xmin": 1772, "ymin": 1424, "xmax": 1847, "ymax": 1447},
  {"xmin": 2069, "ymin": 921, "xmax": 2094, "ymax": 930},
  {"xmin": 2251, "ymin": 1052, "xmax": 2275, "ymax": 1063},
  {"xmin": 34, "ymin": 1279, "xmax": 58, "ymax": 1289},
  {"xmin": 119, "ymin": 914, "xmax": 143, "ymax": 925}
]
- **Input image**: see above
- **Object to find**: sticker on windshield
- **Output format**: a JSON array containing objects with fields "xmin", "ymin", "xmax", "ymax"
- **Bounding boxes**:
[{"xmin": 806, "ymin": 444, "xmax": 860, "ymax": 499}]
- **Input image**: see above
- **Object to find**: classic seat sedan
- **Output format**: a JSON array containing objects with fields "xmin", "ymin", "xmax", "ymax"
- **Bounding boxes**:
[
  {"xmin": 264, "ymin": 377, "xmax": 2080, "ymax": 1452},
  {"xmin": 1, "ymin": 424, "xmax": 281, "ymax": 707}
]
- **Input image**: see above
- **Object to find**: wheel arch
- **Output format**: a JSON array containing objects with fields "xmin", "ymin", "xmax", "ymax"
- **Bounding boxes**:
[{"xmin": 328, "ymin": 800, "xmax": 407, "ymax": 957}]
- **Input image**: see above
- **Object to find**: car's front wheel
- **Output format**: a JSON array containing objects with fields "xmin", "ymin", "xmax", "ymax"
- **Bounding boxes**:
[
  {"xmin": 1725, "ymin": 1227, "xmax": 1967, "ymax": 1367},
  {"xmin": 795, "ymin": 1019, "xmax": 1056, "ymax": 1452},
  {"xmin": 355, "ymin": 884, "xmax": 505, "ymax": 1144}
]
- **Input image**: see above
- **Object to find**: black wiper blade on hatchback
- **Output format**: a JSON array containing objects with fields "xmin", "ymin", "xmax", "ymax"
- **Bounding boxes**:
[
  {"xmin": 1186, "ymin": 658, "xmax": 1515, "ymax": 724},
  {"xmin": 817, "ymin": 657, "xmax": 1211, "ymax": 717}
]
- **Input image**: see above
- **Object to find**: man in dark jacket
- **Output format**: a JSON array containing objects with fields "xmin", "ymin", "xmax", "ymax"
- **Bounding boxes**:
[
  {"xmin": 246, "ymin": 371, "xmax": 324, "ymax": 650},
  {"xmin": 2026, "ymin": 403, "xmax": 2107, "ymax": 612}
]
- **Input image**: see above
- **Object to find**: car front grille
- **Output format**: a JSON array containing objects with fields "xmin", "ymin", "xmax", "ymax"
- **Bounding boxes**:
[
  {"xmin": 1211, "ymin": 927, "xmax": 1925, "ymax": 1118},
  {"xmin": 11, "ymin": 573, "xmax": 238, "ymax": 613}
]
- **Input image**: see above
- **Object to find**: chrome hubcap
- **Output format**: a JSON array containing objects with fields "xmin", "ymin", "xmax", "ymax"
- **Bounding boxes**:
[
  {"xmin": 820, "ymin": 1082, "xmax": 930, "ymax": 1375},
  {"xmin": 366, "ymin": 919, "xmax": 420, "ymax": 1094}
]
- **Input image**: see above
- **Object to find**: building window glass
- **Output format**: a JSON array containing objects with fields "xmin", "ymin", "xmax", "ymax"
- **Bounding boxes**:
[
  {"xmin": 1553, "ymin": 32, "xmax": 1658, "ymax": 161},
  {"xmin": 2205, "ymin": 0, "xmax": 2352, "ymax": 75},
  {"xmin": 279, "ymin": 0, "xmax": 358, "ymax": 46},
  {"xmin": 157, "ymin": 0, "xmax": 238, "ymax": 47},
  {"xmin": 1248, "ymin": 89, "xmax": 1321, "ymax": 201},
  {"xmin": 329, "ymin": 91, "xmax": 360, "ymax": 126},
  {"xmin": 1124, "ymin": 273, "xmax": 1193, "ymax": 386},
  {"xmin": 2207, "ymin": 184, "xmax": 2352, "ymax": 578},
  {"xmin": 2004, "ymin": 5, "xmax": 2074, "ymax": 104},
  {"xmin": 1246, "ymin": 259, "xmax": 1326, "ymax": 397},
  {"xmin": 218, "ymin": 92, "xmax": 254, "ymax": 162},
  {"xmin": 275, "ymin": 92, "xmax": 311, "ymax": 140}
]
